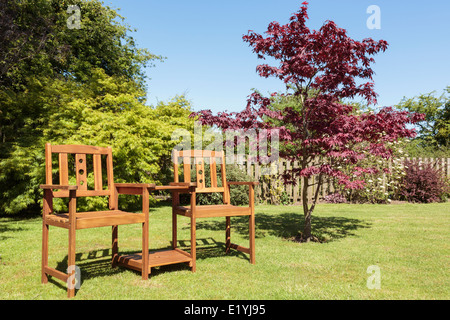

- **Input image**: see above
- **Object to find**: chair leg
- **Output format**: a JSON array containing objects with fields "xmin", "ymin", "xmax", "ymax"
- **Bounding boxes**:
[
  {"xmin": 41, "ymin": 222, "xmax": 49, "ymax": 284},
  {"xmin": 190, "ymin": 216, "xmax": 196, "ymax": 272},
  {"xmin": 249, "ymin": 213, "xmax": 255, "ymax": 265},
  {"xmin": 172, "ymin": 210, "xmax": 177, "ymax": 249},
  {"xmin": 225, "ymin": 217, "xmax": 231, "ymax": 253},
  {"xmin": 112, "ymin": 225, "xmax": 118, "ymax": 267},
  {"xmin": 142, "ymin": 221, "xmax": 149, "ymax": 280},
  {"xmin": 67, "ymin": 227, "xmax": 76, "ymax": 298}
]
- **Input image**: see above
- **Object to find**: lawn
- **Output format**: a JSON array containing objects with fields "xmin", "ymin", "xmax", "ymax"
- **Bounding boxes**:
[{"xmin": 0, "ymin": 203, "xmax": 448, "ymax": 300}]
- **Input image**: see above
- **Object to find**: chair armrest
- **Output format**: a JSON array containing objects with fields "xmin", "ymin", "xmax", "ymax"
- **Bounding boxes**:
[
  {"xmin": 227, "ymin": 181, "xmax": 259, "ymax": 186},
  {"xmin": 40, "ymin": 184, "xmax": 78, "ymax": 190}
]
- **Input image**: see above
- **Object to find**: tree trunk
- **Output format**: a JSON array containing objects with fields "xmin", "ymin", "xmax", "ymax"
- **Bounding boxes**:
[
  {"xmin": 302, "ymin": 176, "xmax": 312, "ymax": 242},
  {"xmin": 301, "ymin": 173, "xmax": 323, "ymax": 242}
]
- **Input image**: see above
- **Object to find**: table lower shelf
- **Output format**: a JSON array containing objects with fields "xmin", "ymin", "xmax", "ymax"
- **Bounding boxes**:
[{"xmin": 116, "ymin": 248, "xmax": 192, "ymax": 273}]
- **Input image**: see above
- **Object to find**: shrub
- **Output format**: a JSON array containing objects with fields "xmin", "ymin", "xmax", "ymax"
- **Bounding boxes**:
[
  {"xmin": 259, "ymin": 172, "xmax": 292, "ymax": 205},
  {"xmin": 338, "ymin": 139, "xmax": 409, "ymax": 204},
  {"xmin": 323, "ymin": 192, "xmax": 347, "ymax": 204},
  {"xmin": 400, "ymin": 159, "xmax": 449, "ymax": 203}
]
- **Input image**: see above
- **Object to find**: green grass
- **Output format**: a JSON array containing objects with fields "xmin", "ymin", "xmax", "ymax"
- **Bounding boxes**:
[{"xmin": 0, "ymin": 203, "xmax": 448, "ymax": 300}]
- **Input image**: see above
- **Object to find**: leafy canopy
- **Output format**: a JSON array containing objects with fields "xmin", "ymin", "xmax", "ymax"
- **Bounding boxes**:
[
  {"xmin": 193, "ymin": 2, "xmax": 424, "ymax": 240},
  {"xmin": 396, "ymin": 87, "xmax": 449, "ymax": 153},
  {"xmin": 0, "ymin": 0, "xmax": 192, "ymax": 214}
]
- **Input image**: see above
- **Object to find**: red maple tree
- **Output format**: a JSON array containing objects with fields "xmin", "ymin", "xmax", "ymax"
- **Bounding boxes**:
[{"xmin": 192, "ymin": 2, "xmax": 424, "ymax": 241}]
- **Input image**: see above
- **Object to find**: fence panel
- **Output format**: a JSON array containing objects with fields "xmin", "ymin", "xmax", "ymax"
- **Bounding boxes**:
[{"xmin": 238, "ymin": 157, "xmax": 450, "ymax": 204}]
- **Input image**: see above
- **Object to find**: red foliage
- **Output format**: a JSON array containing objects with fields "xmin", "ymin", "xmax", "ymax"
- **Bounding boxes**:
[
  {"xmin": 191, "ymin": 3, "xmax": 424, "ymax": 191},
  {"xmin": 400, "ymin": 159, "xmax": 449, "ymax": 203}
]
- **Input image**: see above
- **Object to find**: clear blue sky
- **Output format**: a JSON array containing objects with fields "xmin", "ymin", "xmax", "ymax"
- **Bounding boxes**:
[{"xmin": 103, "ymin": 0, "xmax": 449, "ymax": 113}]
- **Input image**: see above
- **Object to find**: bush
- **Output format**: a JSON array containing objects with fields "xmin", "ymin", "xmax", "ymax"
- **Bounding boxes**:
[
  {"xmin": 400, "ymin": 159, "xmax": 449, "ymax": 203},
  {"xmin": 259, "ymin": 173, "xmax": 292, "ymax": 205},
  {"xmin": 323, "ymin": 192, "xmax": 347, "ymax": 204}
]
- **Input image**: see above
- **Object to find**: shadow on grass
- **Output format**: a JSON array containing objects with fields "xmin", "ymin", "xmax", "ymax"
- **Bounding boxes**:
[
  {"xmin": 0, "ymin": 214, "xmax": 38, "ymax": 240},
  {"xmin": 48, "ymin": 237, "xmax": 246, "ymax": 294},
  {"xmin": 195, "ymin": 212, "xmax": 372, "ymax": 242}
]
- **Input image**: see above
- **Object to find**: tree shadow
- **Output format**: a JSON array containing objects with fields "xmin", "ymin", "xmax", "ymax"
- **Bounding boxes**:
[
  {"xmin": 0, "ymin": 221, "xmax": 28, "ymax": 241},
  {"xmin": 195, "ymin": 212, "xmax": 372, "ymax": 243}
]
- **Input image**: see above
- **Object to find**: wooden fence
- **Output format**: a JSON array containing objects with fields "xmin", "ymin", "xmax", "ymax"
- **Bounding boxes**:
[{"xmin": 234, "ymin": 157, "xmax": 450, "ymax": 204}]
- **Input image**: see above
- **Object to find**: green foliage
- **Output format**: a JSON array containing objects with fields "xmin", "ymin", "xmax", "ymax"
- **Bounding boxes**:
[
  {"xmin": 259, "ymin": 171, "xmax": 292, "ymax": 205},
  {"xmin": 396, "ymin": 87, "xmax": 450, "ymax": 156},
  {"xmin": 0, "ymin": 68, "xmax": 194, "ymax": 213},
  {"xmin": 0, "ymin": 0, "xmax": 192, "ymax": 215},
  {"xmin": 337, "ymin": 139, "xmax": 408, "ymax": 204}
]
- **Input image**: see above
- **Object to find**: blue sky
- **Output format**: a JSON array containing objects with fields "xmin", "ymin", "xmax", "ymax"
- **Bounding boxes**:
[{"xmin": 103, "ymin": 0, "xmax": 449, "ymax": 113}]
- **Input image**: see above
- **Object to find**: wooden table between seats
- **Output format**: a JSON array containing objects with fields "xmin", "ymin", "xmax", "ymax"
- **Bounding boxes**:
[
  {"xmin": 115, "ymin": 184, "xmax": 196, "ymax": 276},
  {"xmin": 116, "ymin": 248, "xmax": 192, "ymax": 273}
]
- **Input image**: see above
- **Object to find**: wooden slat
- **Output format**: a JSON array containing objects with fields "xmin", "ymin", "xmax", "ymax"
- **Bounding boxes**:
[
  {"xmin": 45, "ymin": 216, "xmax": 69, "ymax": 228},
  {"xmin": 58, "ymin": 153, "xmax": 69, "ymax": 185},
  {"xmin": 46, "ymin": 211, "xmax": 146, "ymax": 229},
  {"xmin": 106, "ymin": 147, "xmax": 114, "ymax": 190},
  {"xmin": 195, "ymin": 187, "xmax": 225, "ymax": 193},
  {"xmin": 93, "ymin": 154, "xmax": 102, "ymax": 191},
  {"xmin": 183, "ymin": 157, "xmax": 191, "ymax": 183},
  {"xmin": 77, "ymin": 213, "xmax": 145, "ymax": 229},
  {"xmin": 154, "ymin": 185, "xmax": 194, "ymax": 191},
  {"xmin": 45, "ymin": 143, "xmax": 52, "ymax": 184},
  {"xmin": 195, "ymin": 157, "xmax": 205, "ymax": 189},
  {"xmin": 53, "ymin": 190, "xmax": 110, "ymax": 198},
  {"xmin": 116, "ymin": 249, "xmax": 192, "ymax": 271},
  {"xmin": 51, "ymin": 144, "xmax": 109, "ymax": 154},
  {"xmin": 115, "ymin": 184, "xmax": 155, "ymax": 195},
  {"xmin": 106, "ymin": 147, "xmax": 115, "ymax": 209},
  {"xmin": 115, "ymin": 183, "xmax": 154, "ymax": 188},
  {"xmin": 210, "ymin": 157, "xmax": 217, "ymax": 188},
  {"xmin": 175, "ymin": 205, "xmax": 251, "ymax": 218},
  {"xmin": 177, "ymin": 150, "xmax": 223, "ymax": 157},
  {"xmin": 40, "ymin": 184, "xmax": 77, "ymax": 190},
  {"xmin": 173, "ymin": 153, "xmax": 179, "ymax": 183},
  {"xmin": 44, "ymin": 266, "xmax": 69, "ymax": 282},
  {"xmin": 75, "ymin": 154, "xmax": 87, "ymax": 190},
  {"xmin": 229, "ymin": 243, "xmax": 251, "ymax": 254},
  {"xmin": 169, "ymin": 182, "xmax": 197, "ymax": 186},
  {"xmin": 221, "ymin": 154, "xmax": 229, "ymax": 204}
]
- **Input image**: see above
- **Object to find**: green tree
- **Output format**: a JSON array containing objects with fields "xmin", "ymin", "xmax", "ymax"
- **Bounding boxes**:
[
  {"xmin": 396, "ymin": 87, "xmax": 450, "ymax": 156},
  {"xmin": 0, "ymin": 0, "xmax": 194, "ymax": 215}
]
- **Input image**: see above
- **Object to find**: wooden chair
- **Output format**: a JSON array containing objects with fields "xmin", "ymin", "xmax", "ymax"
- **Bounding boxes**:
[
  {"xmin": 40, "ymin": 144, "xmax": 154, "ymax": 298},
  {"xmin": 170, "ymin": 150, "xmax": 259, "ymax": 271}
]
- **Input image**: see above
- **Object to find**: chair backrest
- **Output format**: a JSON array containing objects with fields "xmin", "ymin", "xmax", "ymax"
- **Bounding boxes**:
[
  {"xmin": 45, "ymin": 144, "xmax": 114, "ymax": 200},
  {"xmin": 172, "ymin": 150, "xmax": 230, "ymax": 204}
]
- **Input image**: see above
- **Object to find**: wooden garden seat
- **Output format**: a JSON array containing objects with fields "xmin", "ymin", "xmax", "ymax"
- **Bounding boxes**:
[
  {"xmin": 40, "ymin": 144, "xmax": 154, "ymax": 298},
  {"xmin": 170, "ymin": 150, "xmax": 259, "ymax": 271},
  {"xmin": 174, "ymin": 204, "xmax": 251, "ymax": 218},
  {"xmin": 44, "ymin": 210, "xmax": 145, "ymax": 229}
]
